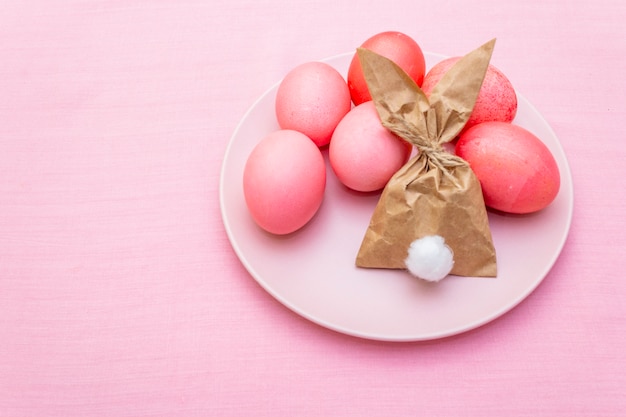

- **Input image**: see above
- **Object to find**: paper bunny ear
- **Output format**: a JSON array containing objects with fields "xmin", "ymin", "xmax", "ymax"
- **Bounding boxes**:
[
  {"xmin": 428, "ymin": 38, "xmax": 496, "ymax": 144},
  {"xmin": 357, "ymin": 38, "xmax": 496, "ymax": 147},
  {"xmin": 356, "ymin": 47, "xmax": 431, "ymax": 145}
]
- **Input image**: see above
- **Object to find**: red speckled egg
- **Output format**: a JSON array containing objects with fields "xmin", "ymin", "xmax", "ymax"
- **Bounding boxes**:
[
  {"xmin": 456, "ymin": 122, "xmax": 560, "ymax": 214},
  {"xmin": 275, "ymin": 61, "xmax": 351, "ymax": 147},
  {"xmin": 422, "ymin": 57, "xmax": 517, "ymax": 131},
  {"xmin": 243, "ymin": 130, "xmax": 326, "ymax": 234},
  {"xmin": 329, "ymin": 101, "xmax": 412, "ymax": 192}
]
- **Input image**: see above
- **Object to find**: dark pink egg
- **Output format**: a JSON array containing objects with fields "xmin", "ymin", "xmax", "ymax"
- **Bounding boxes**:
[{"xmin": 456, "ymin": 122, "xmax": 560, "ymax": 214}]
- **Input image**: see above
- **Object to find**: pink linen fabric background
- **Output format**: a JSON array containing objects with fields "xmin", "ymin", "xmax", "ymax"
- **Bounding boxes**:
[{"xmin": 1, "ymin": 0, "xmax": 624, "ymax": 415}]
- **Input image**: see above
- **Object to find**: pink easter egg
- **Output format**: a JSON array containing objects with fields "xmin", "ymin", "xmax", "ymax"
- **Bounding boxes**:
[
  {"xmin": 456, "ymin": 121, "xmax": 560, "ymax": 214},
  {"xmin": 422, "ymin": 57, "xmax": 517, "ymax": 132},
  {"xmin": 275, "ymin": 61, "xmax": 352, "ymax": 147},
  {"xmin": 347, "ymin": 31, "xmax": 426, "ymax": 106},
  {"xmin": 329, "ymin": 101, "xmax": 412, "ymax": 192},
  {"xmin": 243, "ymin": 130, "xmax": 326, "ymax": 234}
]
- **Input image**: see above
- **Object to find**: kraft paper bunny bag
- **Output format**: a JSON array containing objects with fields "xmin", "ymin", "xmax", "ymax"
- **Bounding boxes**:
[{"xmin": 355, "ymin": 39, "xmax": 498, "ymax": 277}]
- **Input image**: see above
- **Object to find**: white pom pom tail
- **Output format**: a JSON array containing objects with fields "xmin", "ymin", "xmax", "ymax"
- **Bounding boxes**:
[{"xmin": 405, "ymin": 235, "xmax": 454, "ymax": 282}]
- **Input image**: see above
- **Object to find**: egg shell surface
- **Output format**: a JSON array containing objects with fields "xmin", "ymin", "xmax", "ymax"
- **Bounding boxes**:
[
  {"xmin": 275, "ymin": 61, "xmax": 351, "ymax": 147},
  {"xmin": 329, "ymin": 101, "xmax": 412, "ymax": 192},
  {"xmin": 347, "ymin": 31, "xmax": 426, "ymax": 106},
  {"xmin": 243, "ymin": 130, "xmax": 326, "ymax": 235},
  {"xmin": 422, "ymin": 57, "xmax": 517, "ymax": 132},
  {"xmin": 456, "ymin": 121, "xmax": 560, "ymax": 214}
]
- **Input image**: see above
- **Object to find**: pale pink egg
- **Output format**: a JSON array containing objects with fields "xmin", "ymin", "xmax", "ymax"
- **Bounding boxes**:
[
  {"xmin": 329, "ymin": 101, "xmax": 412, "ymax": 192},
  {"xmin": 422, "ymin": 57, "xmax": 517, "ymax": 131},
  {"xmin": 275, "ymin": 61, "xmax": 351, "ymax": 147},
  {"xmin": 456, "ymin": 122, "xmax": 560, "ymax": 214},
  {"xmin": 243, "ymin": 130, "xmax": 326, "ymax": 234}
]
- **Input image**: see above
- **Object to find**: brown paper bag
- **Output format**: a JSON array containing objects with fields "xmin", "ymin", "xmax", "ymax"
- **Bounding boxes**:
[{"xmin": 355, "ymin": 39, "xmax": 498, "ymax": 277}]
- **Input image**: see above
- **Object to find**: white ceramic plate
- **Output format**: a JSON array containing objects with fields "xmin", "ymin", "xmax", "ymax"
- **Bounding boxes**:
[{"xmin": 220, "ymin": 52, "xmax": 573, "ymax": 341}]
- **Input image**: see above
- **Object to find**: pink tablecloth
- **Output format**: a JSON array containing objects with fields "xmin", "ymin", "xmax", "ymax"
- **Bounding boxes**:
[{"xmin": 1, "ymin": 1, "xmax": 624, "ymax": 415}]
